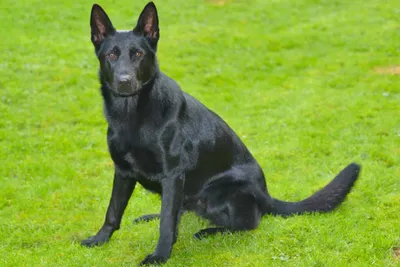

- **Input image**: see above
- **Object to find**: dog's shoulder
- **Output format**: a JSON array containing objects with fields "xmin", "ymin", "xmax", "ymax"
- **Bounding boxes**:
[{"xmin": 158, "ymin": 73, "xmax": 183, "ymax": 95}]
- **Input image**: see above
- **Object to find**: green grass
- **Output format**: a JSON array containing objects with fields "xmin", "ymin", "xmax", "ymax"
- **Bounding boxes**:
[{"xmin": 1, "ymin": 0, "xmax": 399, "ymax": 266}]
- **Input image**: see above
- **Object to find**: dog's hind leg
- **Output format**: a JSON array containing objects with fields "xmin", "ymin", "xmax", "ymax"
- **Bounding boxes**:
[
  {"xmin": 194, "ymin": 192, "xmax": 262, "ymax": 239},
  {"xmin": 133, "ymin": 210, "xmax": 185, "ymax": 224},
  {"xmin": 193, "ymin": 227, "xmax": 231, "ymax": 239},
  {"xmin": 193, "ymin": 176, "xmax": 264, "ymax": 239},
  {"xmin": 133, "ymin": 214, "xmax": 160, "ymax": 224}
]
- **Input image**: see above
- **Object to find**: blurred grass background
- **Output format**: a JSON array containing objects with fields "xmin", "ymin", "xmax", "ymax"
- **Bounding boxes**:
[{"xmin": 0, "ymin": 0, "xmax": 399, "ymax": 266}]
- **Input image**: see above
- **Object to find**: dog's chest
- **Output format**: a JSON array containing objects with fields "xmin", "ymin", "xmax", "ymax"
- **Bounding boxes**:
[{"xmin": 107, "ymin": 126, "xmax": 163, "ymax": 178}]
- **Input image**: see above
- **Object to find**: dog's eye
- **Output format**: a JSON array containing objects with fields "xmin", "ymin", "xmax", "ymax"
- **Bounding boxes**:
[
  {"xmin": 135, "ymin": 51, "xmax": 143, "ymax": 57},
  {"xmin": 107, "ymin": 52, "xmax": 118, "ymax": 61}
]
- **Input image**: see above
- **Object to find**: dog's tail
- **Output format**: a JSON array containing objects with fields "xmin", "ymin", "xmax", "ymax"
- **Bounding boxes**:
[{"xmin": 263, "ymin": 163, "xmax": 361, "ymax": 217}]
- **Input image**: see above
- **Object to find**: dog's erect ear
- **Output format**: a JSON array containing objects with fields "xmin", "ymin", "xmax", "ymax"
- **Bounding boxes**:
[
  {"xmin": 90, "ymin": 4, "xmax": 116, "ymax": 47},
  {"xmin": 133, "ymin": 2, "xmax": 159, "ymax": 41}
]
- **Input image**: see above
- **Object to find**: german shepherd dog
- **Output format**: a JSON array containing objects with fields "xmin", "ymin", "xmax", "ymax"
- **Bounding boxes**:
[{"xmin": 81, "ymin": 2, "xmax": 361, "ymax": 265}]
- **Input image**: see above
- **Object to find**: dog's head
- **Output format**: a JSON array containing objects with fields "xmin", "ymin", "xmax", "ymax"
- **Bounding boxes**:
[{"xmin": 90, "ymin": 2, "xmax": 159, "ymax": 96}]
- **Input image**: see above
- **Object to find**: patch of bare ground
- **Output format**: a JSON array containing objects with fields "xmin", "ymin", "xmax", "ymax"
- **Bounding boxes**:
[
  {"xmin": 205, "ymin": 0, "xmax": 230, "ymax": 6},
  {"xmin": 374, "ymin": 66, "xmax": 400, "ymax": 75},
  {"xmin": 393, "ymin": 247, "xmax": 400, "ymax": 262}
]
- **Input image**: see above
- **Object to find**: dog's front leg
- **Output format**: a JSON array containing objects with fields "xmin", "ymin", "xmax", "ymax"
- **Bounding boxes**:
[
  {"xmin": 140, "ymin": 174, "xmax": 184, "ymax": 265},
  {"xmin": 81, "ymin": 168, "xmax": 136, "ymax": 247}
]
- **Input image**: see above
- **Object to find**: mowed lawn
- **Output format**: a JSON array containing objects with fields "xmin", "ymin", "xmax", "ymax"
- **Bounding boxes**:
[{"xmin": 1, "ymin": 0, "xmax": 399, "ymax": 266}]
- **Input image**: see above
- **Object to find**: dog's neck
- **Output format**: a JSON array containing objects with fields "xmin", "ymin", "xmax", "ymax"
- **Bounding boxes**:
[{"xmin": 100, "ymin": 71, "xmax": 166, "ymax": 127}]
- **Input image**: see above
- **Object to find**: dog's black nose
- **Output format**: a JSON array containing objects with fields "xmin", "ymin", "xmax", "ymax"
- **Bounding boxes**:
[{"xmin": 118, "ymin": 74, "xmax": 132, "ymax": 83}]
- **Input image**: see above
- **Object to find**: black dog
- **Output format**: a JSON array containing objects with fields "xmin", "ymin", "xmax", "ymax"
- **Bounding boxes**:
[{"xmin": 81, "ymin": 2, "xmax": 361, "ymax": 265}]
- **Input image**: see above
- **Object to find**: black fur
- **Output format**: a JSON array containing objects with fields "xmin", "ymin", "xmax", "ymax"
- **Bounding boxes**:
[{"xmin": 81, "ymin": 2, "xmax": 361, "ymax": 265}]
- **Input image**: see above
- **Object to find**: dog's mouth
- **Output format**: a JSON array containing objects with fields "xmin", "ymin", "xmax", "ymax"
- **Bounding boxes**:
[
  {"xmin": 112, "ymin": 90, "xmax": 139, "ymax": 97},
  {"xmin": 110, "ymin": 80, "xmax": 141, "ymax": 97}
]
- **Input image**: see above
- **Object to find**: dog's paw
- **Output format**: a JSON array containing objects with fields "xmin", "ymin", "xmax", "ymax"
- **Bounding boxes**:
[
  {"xmin": 139, "ymin": 254, "xmax": 167, "ymax": 266},
  {"xmin": 81, "ymin": 235, "xmax": 109, "ymax": 247}
]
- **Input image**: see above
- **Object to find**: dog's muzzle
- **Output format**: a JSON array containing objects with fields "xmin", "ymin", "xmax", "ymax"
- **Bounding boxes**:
[
  {"xmin": 116, "ymin": 74, "xmax": 135, "ymax": 95},
  {"xmin": 111, "ymin": 74, "xmax": 142, "ymax": 96},
  {"xmin": 111, "ymin": 73, "xmax": 155, "ymax": 97}
]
